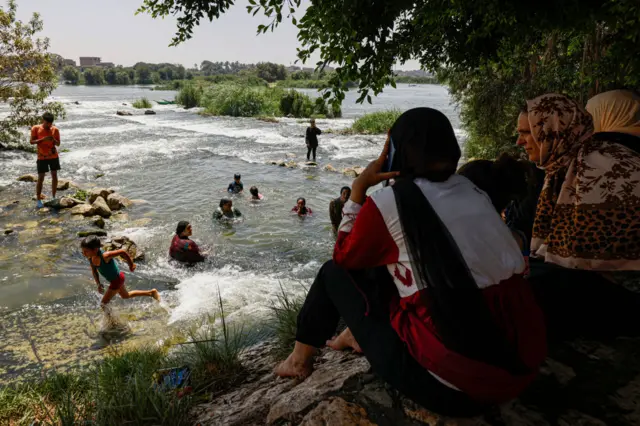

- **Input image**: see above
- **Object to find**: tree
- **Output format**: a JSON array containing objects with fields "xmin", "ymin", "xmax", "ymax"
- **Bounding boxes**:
[
  {"xmin": 105, "ymin": 67, "xmax": 118, "ymax": 85},
  {"xmin": 62, "ymin": 65, "xmax": 80, "ymax": 85},
  {"xmin": 138, "ymin": 0, "xmax": 640, "ymax": 157},
  {"xmin": 256, "ymin": 62, "xmax": 287, "ymax": 82},
  {"xmin": 0, "ymin": 0, "xmax": 64, "ymax": 148},
  {"xmin": 83, "ymin": 67, "xmax": 105, "ymax": 85},
  {"xmin": 136, "ymin": 65, "xmax": 153, "ymax": 84}
]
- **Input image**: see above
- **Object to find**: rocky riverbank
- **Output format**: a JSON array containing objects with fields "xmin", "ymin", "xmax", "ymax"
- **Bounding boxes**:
[{"xmin": 193, "ymin": 336, "xmax": 640, "ymax": 425}]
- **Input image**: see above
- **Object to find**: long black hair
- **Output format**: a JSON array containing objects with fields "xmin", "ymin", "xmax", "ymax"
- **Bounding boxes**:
[
  {"xmin": 296, "ymin": 197, "xmax": 307, "ymax": 215},
  {"xmin": 389, "ymin": 108, "xmax": 526, "ymax": 374}
]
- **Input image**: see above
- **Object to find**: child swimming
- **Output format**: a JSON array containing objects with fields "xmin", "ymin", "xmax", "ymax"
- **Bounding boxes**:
[
  {"xmin": 249, "ymin": 186, "xmax": 263, "ymax": 201},
  {"xmin": 81, "ymin": 236, "xmax": 160, "ymax": 307}
]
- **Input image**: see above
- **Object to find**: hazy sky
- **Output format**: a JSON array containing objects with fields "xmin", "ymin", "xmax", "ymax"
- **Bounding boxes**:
[{"xmin": 16, "ymin": 0, "xmax": 420, "ymax": 70}]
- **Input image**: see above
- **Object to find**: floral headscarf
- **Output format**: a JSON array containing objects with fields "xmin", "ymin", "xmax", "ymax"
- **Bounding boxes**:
[{"xmin": 529, "ymin": 94, "xmax": 640, "ymax": 271}]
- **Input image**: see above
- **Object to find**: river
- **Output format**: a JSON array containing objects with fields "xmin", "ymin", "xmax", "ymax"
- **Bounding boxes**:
[{"xmin": 0, "ymin": 84, "xmax": 460, "ymax": 382}]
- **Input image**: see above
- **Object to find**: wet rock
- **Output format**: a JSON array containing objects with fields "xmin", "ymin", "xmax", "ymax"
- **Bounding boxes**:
[
  {"xmin": 44, "ymin": 197, "xmax": 78, "ymax": 210},
  {"xmin": 116, "ymin": 110, "xmax": 133, "ymax": 116},
  {"xmin": 70, "ymin": 204, "xmax": 96, "ymax": 217},
  {"xmin": 56, "ymin": 179, "xmax": 71, "ymax": 191},
  {"xmin": 92, "ymin": 216, "xmax": 106, "ymax": 229},
  {"xmin": 111, "ymin": 212, "xmax": 129, "ymax": 222},
  {"xmin": 95, "ymin": 173, "xmax": 105, "ymax": 179},
  {"xmin": 285, "ymin": 153, "xmax": 297, "ymax": 158},
  {"xmin": 353, "ymin": 166, "xmax": 365, "ymax": 176},
  {"xmin": 104, "ymin": 236, "xmax": 144, "ymax": 261},
  {"xmin": 106, "ymin": 193, "xmax": 131, "ymax": 211},
  {"xmin": 91, "ymin": 197, "xmax": 112, "ymax": 218},
  {"xmin": 299, "ymin": 397, "xmax": 375, "ymax": 426},
  {"xmin": 343, "ymin": 168, "xmax": 358, "ymax": 178},
  {"xmin": 323, "ymin": 164, "xmax": 337, "ymax": 172},
  {"xmin": 144, "ymin": 110, "xmax": 156, "ymax": 115},
  {"xmin": 17, "ymin": 174, "xmax": 37, "ymax": 182},
  {"xmin": 361, "ymin": 382, "xmax": 393, "ymax": 408},
  {"xmin": 78, "ymin": 230, "xmax": 107, "ymax": 238},
  {"xmin": 3, "ymin": 229, "xmax": 14, "ymax": 235},
  {"xmin": 88, "ymin": 188, "xmax": 111, "ymax": 204},
  {"xmin": 540, "ymin": 358, "xmax": 576, "ymax": 386},
  {"xmin": 285, "ymin": 161, "xmax": 298, "ymax": 169},
  {"xmin": 44, "ymin": 227, "xmax": 62, "ymax": 236},
  {"xmin": 37, "ymin": 207, "xmax": 51, "ymax": 215}
]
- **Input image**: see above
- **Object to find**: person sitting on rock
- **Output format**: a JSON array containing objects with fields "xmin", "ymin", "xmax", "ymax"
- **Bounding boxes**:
[
  {"xmin": 213, "ymin": 198, "xmax": 242, "ymax": 221},
  {"xmin": 291, "ymin": 197, "xmax": 312, "ymax": 217},
  {"xmin": 249, "ymin": 186, "xmax": 263, "ymax": 201},
  {"xmin": 169, "ymin": 221, "xmax": 206, "ymax": 264},
  {"xmin": 81, "ymin": 235, "xmax": 160, "ymax": 307},
  {"xmin": 275, "ymin": 108, "xmax": 546, "ymax": 417},
  {"xmin": 329, "ymin": 186, "xmax": 351, "ymax": 234},
  {"xmin": 227, "ymin": 173, "xmax": 244, "ymax": 194}
]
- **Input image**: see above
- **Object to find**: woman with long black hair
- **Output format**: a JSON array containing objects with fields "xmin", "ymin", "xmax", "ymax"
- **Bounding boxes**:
[{"xmin": 275, "ymin": 108, "xmax": 546, "ymax": 416}]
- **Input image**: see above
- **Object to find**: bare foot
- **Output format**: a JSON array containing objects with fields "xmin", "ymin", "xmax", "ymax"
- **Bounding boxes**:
[
  {"xmin": 327, "ymin": 328, "xmax": 362, "ymax": 353},
  {"xmin": 38, "ymin": 194, "xmax": 46, "ymax": 200},
  {"xmin": 274, "ymin": 353, "xmax": 314, "ymax": 379},
  {"xmin": 151, "ymin": 290, "xmax": 160, "ymax": 302}
]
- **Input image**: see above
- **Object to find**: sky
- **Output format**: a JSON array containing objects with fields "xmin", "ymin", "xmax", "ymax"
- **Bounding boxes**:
[{"xmin": 16, "ymin": 0, "xmax": 421, "ymax": 70}]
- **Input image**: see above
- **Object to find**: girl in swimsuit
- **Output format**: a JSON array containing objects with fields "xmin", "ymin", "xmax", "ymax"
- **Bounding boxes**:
[{"xmin": 81, "ymin": 236, "xmax": 160, "ymax": 307}]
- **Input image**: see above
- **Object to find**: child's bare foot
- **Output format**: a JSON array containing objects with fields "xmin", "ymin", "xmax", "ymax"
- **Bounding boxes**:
[
  {"xmin": 274, "ymin": 353, "xmax": 314, "ymax": 378},
  {"xmin": 151, "ymin": 290, "xmax": 160, "ymax": 302},
  {"xmin": 327, "ymin": 328, "xmax": 362, "ymax": 353}
]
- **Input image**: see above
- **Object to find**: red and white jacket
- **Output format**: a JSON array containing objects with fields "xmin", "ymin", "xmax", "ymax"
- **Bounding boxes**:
[{"xmin": 334, "ymin": 175, "xmax": 546, "ymax": 403}]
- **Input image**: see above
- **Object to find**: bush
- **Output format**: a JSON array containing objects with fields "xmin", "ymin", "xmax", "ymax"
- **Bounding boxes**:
[
  {"xmin": 201, "ymin": 85, "xmax": 279, "ymax": 117},
  {"xmin": 176, "ymin": 84, "xmax": 202, "ymax": 109},
  {"xmin": 351, "ymin": 110, "xmax": 402, "ymax": 134},
  {"xmin": 132, "ymin": 97, "xmax": 152, "ymax": 109}
]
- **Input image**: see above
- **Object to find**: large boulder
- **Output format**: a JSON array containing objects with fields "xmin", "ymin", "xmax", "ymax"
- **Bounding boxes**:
[
  {"xmin": 88, "ymin": 188, "xmax": 111, "ymax": 204},
  {"xmin": 56, "ymin": 179, "xmax": 71, "ymax": 191},
  {"xmin": 17, "ymin": 174, "xmax": 37, "ymax": 182},
  {"xmin": 44, "ymin": 197, "xmax": 78, "ymax": 210},
  {"xmin": 70, "ymin": 204, "xmax": 96, "ymax": 217},
  {"xmin": 106, "ymin": 193, "xmax": 131, "ymax": 211},
  {"xmin": 91, "ymin": 197, "xmax": 112, "ymax": 218},
  {"xmin": 103, "ymin": 236, "xmax": 144, "ymax": 261},
  {"xmin": 116, "ymin": 110, "xmax": 133, "ymax": 116}
]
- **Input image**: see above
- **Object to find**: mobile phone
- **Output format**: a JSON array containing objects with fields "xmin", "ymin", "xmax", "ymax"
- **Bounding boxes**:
[{"xmin": 383, "ymin": 136, "xmax": 396, "ymax": 173}]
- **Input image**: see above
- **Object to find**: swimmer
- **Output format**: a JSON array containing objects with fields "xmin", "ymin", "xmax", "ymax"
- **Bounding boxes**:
[
  {"xmin": 80, "ymin": 236, "xmax": 159, "ymax": 307},
  {"xmin": 213, "ymin": 198, "xmax": 242, "ymax": 220},
  {"xmin": 169, "ymin": 221, "xmax": 206, "ymax": 264},
  {"xmin": 249, "ymin": 186, "xmax": 264, "ymax": 201},
  {"xmin": 329, "ymin": 186, "xmax": 351, "ymax": 233},
  {"xmin": 292, "ymin": 197, "xmax": 312, "ymax": 217},
  {"xmin": 227, "ymin": 173, "xmax": 244, "ymax": 194}
]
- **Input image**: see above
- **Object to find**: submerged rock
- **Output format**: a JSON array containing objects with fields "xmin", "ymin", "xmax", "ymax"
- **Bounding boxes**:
[
  {"xmin": 3, "ymin": 229, "xmax": 14, "ymax": 235},
  {"xmin": 144, "ymin": 110, "xmax": 156, "ymax": 115},
  {"xmin": 116, "ymin": 110, "xmax": 133, "ymax": 116},
  {"xmin": 44, "ymin": 197, "xmax": 78, "ymax": 210},
  {"xmin": 70, "ymin": 204, "xmax": 96, "ymax": 217},
  {"xmin": 92, "ymin": 216, "xmax": 106, "ymax": 229},
  {"xmin": 323, "ymin": 164, "xmax": 337, "ymax": 172},
  {"xmin": 17, "ymin": 174, "xmax": 37, "ymax": 182},
  {"xmin": 92, "ymin": 197, "xmax": 112, "ymax": 218},
  {"xmin": 106, "ymin": 193, "xmax": 131, "ymax": 211},
  {"xmin": 77, "ymin": 230, "xmax": 107, "ymax": 238}
]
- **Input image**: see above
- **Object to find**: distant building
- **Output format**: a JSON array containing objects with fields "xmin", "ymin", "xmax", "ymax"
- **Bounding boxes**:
[
  {"xmin": 79, "ymin": 57, "xmax": 101, "ymax": 67},
  {"xmin": 96, "ymin": 62, "xmax": 115, "ymax": 68},
  {"xmin": 63, "ymin": 59, "xmax": 76, "ymax": 67}
]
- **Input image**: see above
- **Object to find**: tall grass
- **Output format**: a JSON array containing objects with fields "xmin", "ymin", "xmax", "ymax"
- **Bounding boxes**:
[
  {"xmin": 132, "ymin": 97, "xmax": 152, "ymax": 109},
  {"xmin": 350, "ymin": 109, "xmax": 402, "ymax": 134},
  {"xmin": 269, "ymin": 283, "xmax": 306, "ymax": 358},
  {"xmin": 176, "ymin": 84, "xmax": 202, "ymax": 109}
]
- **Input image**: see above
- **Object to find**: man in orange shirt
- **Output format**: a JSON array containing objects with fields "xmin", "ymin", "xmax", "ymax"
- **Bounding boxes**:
[{"xmin": 30, "ymin": 112, "xmax": 61, "ymax": 208}]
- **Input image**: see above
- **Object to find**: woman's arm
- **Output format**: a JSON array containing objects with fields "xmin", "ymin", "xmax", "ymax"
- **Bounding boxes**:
[{"xmin": 103, "ymin": 249, "xmax": 136, "ymax": 271}]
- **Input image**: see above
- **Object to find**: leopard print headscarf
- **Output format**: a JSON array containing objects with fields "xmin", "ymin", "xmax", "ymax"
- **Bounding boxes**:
[{"xmin": 529, "ymin": 94, "xmax": 640, "ymax": 270}]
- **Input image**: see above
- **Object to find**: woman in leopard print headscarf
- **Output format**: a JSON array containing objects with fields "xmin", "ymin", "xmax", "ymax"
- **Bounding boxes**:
[{"xmin": 527, "ymin": 93, "xmax": 640, "ymax": 271}]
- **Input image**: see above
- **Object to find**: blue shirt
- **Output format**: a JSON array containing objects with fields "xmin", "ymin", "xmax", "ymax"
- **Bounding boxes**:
[{"xmin": 227, "ymin": 181, "xmax": 244, "ymax": 193}]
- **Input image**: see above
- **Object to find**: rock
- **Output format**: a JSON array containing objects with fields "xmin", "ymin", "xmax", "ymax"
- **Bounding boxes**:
[
  {"xmin": 144, "ymin": 110, "xmax": 156, "ymax": 115},
  {"xmin": 343, "ymin": 168, "xmax": 358, "ymax": 178},
  {"xmin": 17, "ymin": 174, "xmax": 37, "ymax": 182},
  {"xmin": 106, "ymin": 193, "xmax": 131, "ymax": 211},
  {"xmin": 56, "ymin": 179, "xmax": 71, "ymax": 191},
  {"xmin": 95, "ymin": 173, "xmax": 105, "ymax": 179},
  {"xmin": 91, "ymin": 197, "xmax": 112, "ymax": 218},
  {"xmin": 361, "ymin": 382, "xmax": 393, "ymax": 408},
  {"xmin": 285, "ymin": 161, "xmax": 298, "ymax": 169},
  {"xmin": 111, "ymin": 212, "xmax": 129, "ymax": 222},
  {"xmin": 37, "ymin": 207, "xmax": 51, "ymax": 215},
  {"xmin": 44, "ymin": 197, "xmax": 78, "ymax": 210},
  {"xmin": 540, "ymin": 358, "xmax": 576, "ymax": 386},
  {"xmin": 70, "ymin": 204, "xmax": 96, "ymax": 217},
  {"xmin": 74, "ymin": 101, "xmax": 80, "ymax": 105},
  {"xmin": 92, "ymin": 216, "xmax": 105, "ymax": 229},
  {"xmin": 285, "ymin": 153, "xmax": 297, "ymax": 158},
  {"xmin": 277, "ymin": 161, "xmax": 287, "ymax": 167},
  {"xmin": 4, "ymin": 229, "xmax": 14, "ymax": 235},
  {"xmin": 323, "ymin": 164, "xmax": 337, "ymax": 172},
  {"xmin": 77, "ymin": 230, "xmax": 107, "ymax": 238},
  {"xmin": 88, "ymin": 188, "xmax": 111, "ymax": 204},
  {"xmin": 116, "ymin": 110, "xmax": 133, "ymax": 116},
  {"xmin": 44, "ymin": 227, "xmax": 62, "ymax": 236},
  {"xmin": 299, "ymin": 397, "xmax": 375, "ymax": 426},
  {"xmin": 103, "ymin": 236, "xmax": 143, "ymax": 261}
]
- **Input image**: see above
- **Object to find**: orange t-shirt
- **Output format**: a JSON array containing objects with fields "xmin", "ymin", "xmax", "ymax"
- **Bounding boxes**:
[{"xmin": 31, "ymin": 125, "xmax": 60, "ymax": 161}]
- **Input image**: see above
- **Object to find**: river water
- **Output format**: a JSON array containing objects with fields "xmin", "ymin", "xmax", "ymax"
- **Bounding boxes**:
[{"xmin": 0, "ymin": 84, "xmax": 460, "ymax": 382}]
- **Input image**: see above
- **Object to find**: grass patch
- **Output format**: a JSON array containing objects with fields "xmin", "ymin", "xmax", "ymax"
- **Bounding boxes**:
[
  {"xmin": 176, "ymin": 84, "xmax": 202, "ymax": 109},
  {"xmin": 350, "ymin": 110, "xmax": 402, "ymax": 134},
  {"xmin": 132, "ymin": 97, "xmax": 152, "ymax": 109},
  {"xmin": 269, "ymin": 283, "xmax": 306, "ymax": 358},
  {"xmin": 71, "ymin": 189, "xmax": 88, "ymax": 201}
]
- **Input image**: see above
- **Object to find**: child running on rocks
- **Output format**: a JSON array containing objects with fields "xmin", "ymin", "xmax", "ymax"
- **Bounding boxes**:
[{"xmin": 81, "ymin": 236, "xmax": 160, "ymax": 307}]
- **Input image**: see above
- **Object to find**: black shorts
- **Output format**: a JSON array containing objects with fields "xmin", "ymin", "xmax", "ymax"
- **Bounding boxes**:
[{"xmin": 37, "ymin": 158, "xmax": 61, "ymax": 174}]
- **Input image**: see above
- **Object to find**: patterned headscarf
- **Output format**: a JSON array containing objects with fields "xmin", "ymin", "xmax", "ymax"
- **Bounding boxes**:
[
  {"xmin": 586, "ymin": 90, "xmax": 640, "ymax": 137},
  {"xmin": 529, "ymin": 94, "xmax": 640, "ymax": 271}
]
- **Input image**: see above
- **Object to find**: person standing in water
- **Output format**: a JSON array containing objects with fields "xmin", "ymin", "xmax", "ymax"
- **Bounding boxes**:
[
  {"xmin": 305, "ymin": 119, "xmax": 321, "ymax": 162},
  {"xmin": 228, "ymin": 173, "xmax": 244, "ymax": 194},
  {"xmin": 329, "ymin": 186, "xmax": 351, "ymax": 233},
  {"xmin": 30, "ymin": 112, "xmax": 61, "ymax": 208},
  {"xmin": 292, "ymin": 197, "xmax": 313, "ymax": 216},
  {"xmin": 80, "ymin": 236, "xmax": 160, "ymax": 307},
  {"xmin": 169, "ymin": 221, "xmax": 206, "ymax": 264},
  {"xmin": 213, "ymin": 198, "xmax": 242, "ymax": 220}
]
